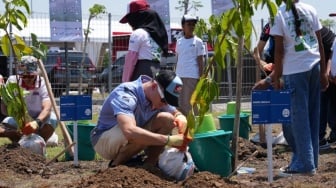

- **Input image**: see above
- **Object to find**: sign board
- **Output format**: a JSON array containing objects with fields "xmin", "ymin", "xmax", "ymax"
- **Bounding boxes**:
[
  {"xmin": 211, "ymin": 0, "xmax": 235, "ymax": 16},
  {"xmin": 49, "ymin": 0, "xmax": 83, "ymax": 42},
  {"xmin": 60, "ymin": 95, "xmax": 92, "ymax": 121},
  {"xmin": 251, "ymin": 90, "xmax": 291, "ymax": 124}
]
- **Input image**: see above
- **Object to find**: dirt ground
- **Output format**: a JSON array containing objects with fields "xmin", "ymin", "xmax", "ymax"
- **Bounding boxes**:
[{"xmin": 0, "ymin": 125, "xmax": 336, "ymax": 188}]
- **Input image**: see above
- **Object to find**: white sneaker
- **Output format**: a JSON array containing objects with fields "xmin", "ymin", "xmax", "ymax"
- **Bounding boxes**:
[
  {"xmin": 250, "ymin": 133, "xmax": 260, "ymax": 143},
  {"xmin": 273, "ymin": 131, "xmax": 288, "ymax": 145}
]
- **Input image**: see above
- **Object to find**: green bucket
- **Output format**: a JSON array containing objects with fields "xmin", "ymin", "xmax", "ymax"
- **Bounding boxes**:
[
  {"xmin": 189, "ymin": 130, "xmax": 233, "ymax": 177},
  {"xmin": 217, "ymin": 113, "xmax": 251, "ymax": 139},
  {"xmin": 66, "ymin": 123, "xmax": 96, "ymax": 161},
  {"xmin": 226, "ymin": 101, "xmax": 236, "ymax": 115},
  {"xmin": 195, "ymin": 114, "xmax": 217, "ymax": 134}
]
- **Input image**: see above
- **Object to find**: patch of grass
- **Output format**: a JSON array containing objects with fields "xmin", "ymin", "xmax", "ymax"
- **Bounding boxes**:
[
  {"xmin": 0, "ymin": 137, "xmax": 12, "ymax": 145},
  {"xmin": 0, "ymin": 111, "xmax": 101, "ymax": 162}
]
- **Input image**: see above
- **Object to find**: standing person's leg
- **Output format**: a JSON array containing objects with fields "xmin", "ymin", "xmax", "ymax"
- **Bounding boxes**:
[
  {"xmin": 179, "ymin": 78, "xmax": 198, "ymax": 116},
  {"xmin": 308, "ymin": 64, "xmax": 321, "ymax": 169},
  {"xmin": 259, "ymin": 125, "xmax": 266, "ymax": 144},
  {"xmin": 281, "ymin": 75, "xmax": 297, "ymax": 168},
  {"xmin": 319, "ymin": 89, "xmax": 329, "ymax": 149},
  {"xmin": 284, "ymin": 71, "xmax": 316, "ymax": 172},
  {"xmin": 327, "ymin": 83, "xmax": 336, "ymax": 143}
]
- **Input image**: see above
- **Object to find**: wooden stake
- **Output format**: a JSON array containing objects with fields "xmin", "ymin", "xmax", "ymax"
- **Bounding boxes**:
[
  {"xmin": 46, "ymin": 142, "xmax": 76, "ymax": 166},
  {"xmin": 36, "ymin": 59, "xmax": 74, "ymax": 156}
]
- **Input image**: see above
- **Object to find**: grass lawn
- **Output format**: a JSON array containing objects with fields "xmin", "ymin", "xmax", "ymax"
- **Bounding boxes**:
[
  {"xmin": 0, "ymin": 106, "xmax": 251, "ymax": 161},
  {"xmin": 0, "ymin": 113, "xmax": 100, "ymax": 161}
]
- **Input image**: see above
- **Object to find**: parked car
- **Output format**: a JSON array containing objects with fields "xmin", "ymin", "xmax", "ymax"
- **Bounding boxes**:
[
  {"xmin": 97, "ymin": 55, "xmax": 125, "ymax": 90},
  {"xmin": 43, "ymin": 50, "xmax": 97, "ymax": 97},
  {"xmin": 98, "ymin": 52, "xmax": 177, "ymax": 92}
]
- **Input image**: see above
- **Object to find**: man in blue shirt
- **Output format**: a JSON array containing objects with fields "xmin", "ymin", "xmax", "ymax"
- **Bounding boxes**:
[{"xmin": 91, "ymin": 70, "xmax": 189, "ymax": 167}]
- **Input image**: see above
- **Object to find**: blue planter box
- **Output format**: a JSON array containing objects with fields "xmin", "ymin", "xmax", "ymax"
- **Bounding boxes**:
[{"xmin": 251, "ymin": 90, "xmax": 291, "ymax": 124}]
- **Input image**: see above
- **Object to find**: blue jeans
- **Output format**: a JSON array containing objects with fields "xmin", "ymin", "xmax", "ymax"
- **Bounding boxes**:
[
  {"xmin": 282, "ymin": 63, "xmax": 320, "ymax": 172},
  {"xmin": 319, "ymin": 83, "xmax": 336, "ymax": 140}
]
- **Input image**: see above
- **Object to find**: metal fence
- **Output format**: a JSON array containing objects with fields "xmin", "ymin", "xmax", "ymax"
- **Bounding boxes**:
[{"xmin": 0, "ymin": 12, "xmax": 265, "ymax": 103}]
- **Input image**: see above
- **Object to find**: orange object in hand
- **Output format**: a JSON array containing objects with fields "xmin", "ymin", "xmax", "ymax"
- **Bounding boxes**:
[
  {"xmin": 21, "ymin": 121, "xmax": 39, "ymax": 135},
  {"xmin": 173, "ymin": 114, "xmax": 187, "ymax": 134}
]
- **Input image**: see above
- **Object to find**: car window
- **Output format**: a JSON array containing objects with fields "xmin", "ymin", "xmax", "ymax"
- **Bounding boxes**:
[
  {"xmin": 114, "ymin": 56, "xmax": 125, "ymax": 66},
  {"xmin": 45, "ymin": 52, "xmax": 92, "ymax": 66}
]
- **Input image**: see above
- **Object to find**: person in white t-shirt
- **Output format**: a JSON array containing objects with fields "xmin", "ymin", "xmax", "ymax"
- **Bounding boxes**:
[
  {"xmin": 175, "ymin": 15, "xmax": 205, "ymax": 116},
  {"xmin": 267, "ymin": 1, "xmax": 328, "ymax": 176},
  {"xmin": 0, "ymin": 56, "xmax": 57, "ymax": 143},
  {"xmin": 119, "ymin": 0, "xmax": 168, "ymax": 82}
]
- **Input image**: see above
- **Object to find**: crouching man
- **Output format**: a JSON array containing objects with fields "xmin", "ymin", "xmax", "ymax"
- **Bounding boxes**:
[{"xmin": 91, "ymin": 70, "xmax": 190, "ymax": 167}]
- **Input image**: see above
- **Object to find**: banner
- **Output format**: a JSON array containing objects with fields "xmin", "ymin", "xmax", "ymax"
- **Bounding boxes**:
[
  {"xmin": 49, "ymin": 0, "xmax": 83, "ymax": 42},
  {"xmin": 211, "ymin": 0, "xmax": 234, "ymax": 16}
]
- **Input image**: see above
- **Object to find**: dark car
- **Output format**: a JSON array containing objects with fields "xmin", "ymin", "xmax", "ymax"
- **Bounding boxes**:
[
  {"xmin": 98, "ymin": 52, "xmax": 177, "ymax": 92},
  {"xmin": 43, "ymin": 50, "xmax": 97, "ymax": 97},
  {"xmin": 98, "ymin": 55, "xmax": 125, "ymax": 90}
]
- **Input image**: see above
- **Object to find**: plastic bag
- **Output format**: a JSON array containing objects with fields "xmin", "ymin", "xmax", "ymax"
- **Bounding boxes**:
[
  {"xmin": 158, "ymin": 147, "xmax": 195, "ymax": 181},
  {"xmin": 18, "ymin": 133, "xmax": 46, "ymax": 156}
]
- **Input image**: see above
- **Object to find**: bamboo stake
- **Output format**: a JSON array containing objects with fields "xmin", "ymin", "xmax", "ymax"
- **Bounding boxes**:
[
  {"xmin": 228, "ymin": 150, "xmax": 258, "ymax": 178},
  {"xmin": 46, "ymin": 142, "xmax": 76, "ymax": 166},
  {"xmin": 36, "ymin": 59, "xmax": 74, "ymax": 156}
]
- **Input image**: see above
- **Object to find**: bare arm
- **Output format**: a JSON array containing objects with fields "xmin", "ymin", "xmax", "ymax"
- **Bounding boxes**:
[
  {"xmin": 36, "ymin": 99, "xmax": 52, "ymax": 123},
  {"xmin": 197, "ymin": 55, "xmax": 204, "ymax": 77},
  {"xmin": 122, "ymin": 51, "xmax": 138, "ymax": 82},
  {"xmin": 117, "ymin": 114, "xmax": 168, "ymax": 146},
  {"xmin": 316, "ymin": 30, "xmax": 329, "ymax": 91},
  {"xmin": 253, "ymin": 40, "xmax": 268, "ymax": 67},
  {"xmin": 270, "ymin": 35, "xmax": 284, "ymax": 90}
]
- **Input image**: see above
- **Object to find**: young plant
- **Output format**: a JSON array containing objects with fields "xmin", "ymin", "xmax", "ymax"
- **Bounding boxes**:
[
  {"xmin": 0, "ymin": 0, "xmax": 47, "ymax": 130},
  {"xmin": 78, "ymin": 4, "xmax": 106, "ymax": 94}
]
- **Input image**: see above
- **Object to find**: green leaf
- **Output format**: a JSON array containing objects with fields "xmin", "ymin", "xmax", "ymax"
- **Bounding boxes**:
[
  {"xmin": 30, "ymin": 33, "xmax": 48, "ymax": 58},
  {"xmin": 15, "ymin": 9, "xmax": 28, "ymax": 27},
  {"xmin": 266, "ymin": 0, "xmax": 278, "ymax": 23},
  {"xmin": 1, "ymin": 35, "xmax": 11, "ymax": 56},
  {"xmin": 14, "ymin": 34, "xmax": 26, "ymax": 45}
]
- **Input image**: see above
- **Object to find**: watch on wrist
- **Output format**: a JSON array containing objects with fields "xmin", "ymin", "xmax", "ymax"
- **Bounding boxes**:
[
  {"xmin": 265, "ymin": 76, "xmax": 272, "ymax": 84},
  {"xmin": 35, "ymin": 119, "xmax": 43, "ymax": 128}
]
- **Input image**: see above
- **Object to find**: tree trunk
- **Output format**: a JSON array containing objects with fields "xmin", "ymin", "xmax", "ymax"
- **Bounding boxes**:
[{"xmin": 231, "ymin": 36, "xmax": 244, "ymax": 170}]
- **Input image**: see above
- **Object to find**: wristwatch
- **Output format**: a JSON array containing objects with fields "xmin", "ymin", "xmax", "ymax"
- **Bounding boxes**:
[
  {"xmin": 35, "ymin": 118, "xmax": 43, "ymax": 128},
  {"xmin": 265, "ymin": 76, "xmax": 272, "ymax": 84}
]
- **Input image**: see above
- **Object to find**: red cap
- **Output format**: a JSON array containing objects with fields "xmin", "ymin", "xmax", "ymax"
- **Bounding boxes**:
[
  {"xmin": 119, "ymin": 0, "xmax": 150, "ymax": 23},
  {"xmin": 329, "ymin": 13, "xmax": 336, "ymax": 17}
]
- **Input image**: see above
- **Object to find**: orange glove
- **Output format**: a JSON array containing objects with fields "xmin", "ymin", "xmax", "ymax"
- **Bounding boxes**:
[
  {"xmin": 22, "ymin": 120, "xmax": 39, "ymax": 135},
  {"xmin": 173, "ymin": 113, "xmax": 187, "ymax": 134}
]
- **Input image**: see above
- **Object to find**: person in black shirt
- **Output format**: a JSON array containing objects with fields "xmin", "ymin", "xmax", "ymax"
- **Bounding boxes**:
[
  {"xmin": 318, "ymin": 26, "xmax": 336, "ymax": 150},
  {"xmin": 253, "ymin": 22, "xmax": 275, "ymax": 78}
]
